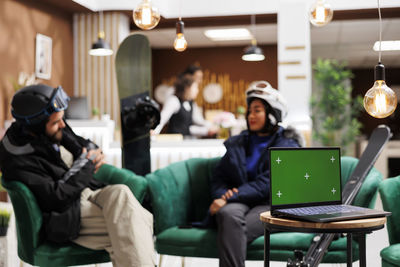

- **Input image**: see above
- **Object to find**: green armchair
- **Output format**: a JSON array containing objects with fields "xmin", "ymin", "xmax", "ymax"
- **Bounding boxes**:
[
  {"xmin": 1, "ymin": 164, "xmax": 148, "ymax": 267},
  {"xmin": 146, "ymin": 156, "xmax": 383, "ymax": 265},
  {"xmin": 379, "ymin": 176, "xmax": 400, "ymax": 267}
]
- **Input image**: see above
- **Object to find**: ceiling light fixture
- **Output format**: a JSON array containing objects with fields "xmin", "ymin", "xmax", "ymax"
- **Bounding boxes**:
[
  {"xmin": 89, "ymin": 11, "xmax": 113, "ymax": 56},
  {"xmin": 204, "ymin": 28, "xmax": 253, "ymax": 41},
  {"xmin": 363, "ymin": 0, "xmax": 397, "ymax": 119},
  {"xmin": 242, "ymin": 15, "xmax": 265, "ymax": 62},
  {"xmin": 174, "ymin": 19, "xmax": 187, "ymax": 52},
  {"xmin": 133, "ymin": 0, "xmax": 160, "ymax": 30},
  {"xmin": 373, "ymin": 40, "xmax": 400, "ymax": 51},
  {"xmin": 309, "ymin": 0, "xmax": 333, "ymax": 27}
]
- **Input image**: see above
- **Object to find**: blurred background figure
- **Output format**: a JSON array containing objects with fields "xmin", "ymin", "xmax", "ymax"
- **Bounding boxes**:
[
  {"xmin": 153, "ymin": 74, "xmax": 218, "ymax": 138},
  {"xmin": 181, "ymin": 64, "xmax": 204, "ymax": 85}
]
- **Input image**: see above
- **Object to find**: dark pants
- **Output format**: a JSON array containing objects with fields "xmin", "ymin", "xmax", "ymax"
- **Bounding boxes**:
[{"xmin": 216, "ymin": 203, "xmax": 269, "ymax": 267}]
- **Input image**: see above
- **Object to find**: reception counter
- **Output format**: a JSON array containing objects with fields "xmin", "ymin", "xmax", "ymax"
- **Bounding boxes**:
[
  {"xmin": 150, "ymin": 139, "xmax": 226, "ymax": 171},
  {"xmin": 66, "ymin": 119, "xmax": 227, "ymax": 172}
]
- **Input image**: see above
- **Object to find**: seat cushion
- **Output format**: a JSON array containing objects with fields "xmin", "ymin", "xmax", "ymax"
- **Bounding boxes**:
[
  {"xmin": 34, "ymin": 242, "xmax": 110, "ymax": 267},
  {"xmin": 156, "ymin": 226, "xmax": 219, "ymax": 258},
  {"xmin": 381, "ymin": 244, "xmax": 400, "ymax": 267}
]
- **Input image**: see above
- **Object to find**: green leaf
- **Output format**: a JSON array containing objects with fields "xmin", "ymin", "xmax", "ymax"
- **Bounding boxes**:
[{"xmin": 311, "ymin": 58, "xmax": 362, "ymax": 155}]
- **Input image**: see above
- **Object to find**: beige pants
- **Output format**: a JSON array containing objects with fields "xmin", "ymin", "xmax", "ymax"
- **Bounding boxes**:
[{"xmin": 73, "ymin": 184, "xmax": 156, "ymax": 267}]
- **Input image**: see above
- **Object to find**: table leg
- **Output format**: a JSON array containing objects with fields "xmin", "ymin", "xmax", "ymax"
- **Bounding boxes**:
[
  {"xmin": 358, "ymin": 234, "xmax": 366, "ymax": 267},
  {"xmin": 264, "ymin": 227, "xmax": 270, "ymax": 267},
  {"xmin": 347, "ymin": 233, "xmax": 352, "ymax": 267}
]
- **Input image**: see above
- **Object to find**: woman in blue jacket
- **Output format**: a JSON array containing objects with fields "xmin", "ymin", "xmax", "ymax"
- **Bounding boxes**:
[{"xmin": 209, "ymin": 81, "xmax": 302, "ymax": 267}]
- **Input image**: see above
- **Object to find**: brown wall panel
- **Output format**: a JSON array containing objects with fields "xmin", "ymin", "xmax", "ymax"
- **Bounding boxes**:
[
  {"xmin": 152, "ymin": 45, "xmax": 277, "ymax": 88},
  {"xmin": 0, "ymin": 0, "xmax": 73, "ymax": 131},
  {"xmin": 152, "ymin": 45, "xmax": 277, "ymax": 113}
]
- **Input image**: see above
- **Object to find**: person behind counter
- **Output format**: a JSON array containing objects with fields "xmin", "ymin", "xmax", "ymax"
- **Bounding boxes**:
[
  {"xmin": 181, "ymin": 64, "xmax": 203, "ymax": 85},
  {"xmin": 153, "ymin": 74, "xmax": 218, "ymax": 137},
  {"xmin": 207, "ymin": 81, "xmax": 303, "ymax": 267}
]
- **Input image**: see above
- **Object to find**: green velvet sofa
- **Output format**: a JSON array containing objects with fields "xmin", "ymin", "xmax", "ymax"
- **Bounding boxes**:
[
  {"xmin": 1, "ymin": 164, "xmax": 148, "ymax": 267},
  {"xmin": 146, "ymin": 156, "xmax": 383, "ymax": 264},
  {"xmin": 379, "ymin": 176, "xmax": 400, "ymax": 267}
]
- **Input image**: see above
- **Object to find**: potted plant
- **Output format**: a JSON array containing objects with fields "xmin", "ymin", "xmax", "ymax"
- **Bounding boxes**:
[
  {"xmin": 311, "ymin": 58, "xmax": 363, "ymax": 155},
  {"xmin": 213, "ymin": 111, "xmax": 237, "ymax": 139},
  {"xmin": 0, "ymin": 208, "xmax": 11, "ymax": 236},
  {"xmin": 92, "ymin": 107, "xmax": 100, "ymax": 120}
]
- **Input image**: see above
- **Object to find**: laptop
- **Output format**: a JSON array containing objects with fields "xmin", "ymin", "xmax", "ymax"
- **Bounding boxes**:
[{"xmin": 269, "ymin": 147, "xmax": 391, "ymax": 223}]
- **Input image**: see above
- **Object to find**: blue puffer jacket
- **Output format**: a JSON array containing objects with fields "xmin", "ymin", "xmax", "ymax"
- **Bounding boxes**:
[{"xmin": 211, "ymin": 126, "xmax": 301, "ymax": 206}]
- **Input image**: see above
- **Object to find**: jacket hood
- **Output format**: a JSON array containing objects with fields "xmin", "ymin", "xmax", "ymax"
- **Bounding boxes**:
[
  {"xmin": 224, "ymin": 126, "xmax": 303, "ymax": 148},
  {"xmin": 0, "ymin": 122, "xmax": 57, "ymax": 164}
]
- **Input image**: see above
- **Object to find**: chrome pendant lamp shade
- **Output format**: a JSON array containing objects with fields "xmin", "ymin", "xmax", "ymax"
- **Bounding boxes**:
[
  {"xmin": 242, "ymin": 41, "xmax": 265, "ymax": 61},
  {"xmin": 89, "ymin": 32, "xmax": 113, "ymax": 56},
  {"xmin": 242, "ymin": 15, "xmax": 265, "ymax": 62},
  {"xmin": 89, "ymin": 11, "xmax": 113, "ymax": 56}
]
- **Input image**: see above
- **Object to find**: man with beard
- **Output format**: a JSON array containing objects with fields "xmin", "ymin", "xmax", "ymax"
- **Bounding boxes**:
[{"xmin": 0, "ymin": 84, "xmax": 156, "ymax": 267}]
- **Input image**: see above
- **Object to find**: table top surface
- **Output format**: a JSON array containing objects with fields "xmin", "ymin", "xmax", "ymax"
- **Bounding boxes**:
[{"xmin": 260, "ymin": 211, "xmax": 387, "ymax": 231}]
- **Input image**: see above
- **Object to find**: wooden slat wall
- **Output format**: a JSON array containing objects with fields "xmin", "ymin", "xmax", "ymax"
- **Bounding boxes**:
[
  {"xmin": 73, "ymin": 12, "xmax": 129, "ymax": 124},
  {"xmin": 162, "ymin": 69, "xmax": 251, "ymax": 114}
]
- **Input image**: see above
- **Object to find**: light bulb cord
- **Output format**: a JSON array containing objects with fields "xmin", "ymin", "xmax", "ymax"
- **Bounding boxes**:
[
  {"xmin": 251, "ymin": 14, "xmax": 256, "ymax": 40},
  {"xmin": 99, "ymin": 10, "xmax": 104, "ymax": 36},
  {"xmin": 179, "ymin": 0, "xmax": 182, "ymax": 21},
  {"xmin": 377, "ymin": 0, "xmax": 382, "ymax": 63}
]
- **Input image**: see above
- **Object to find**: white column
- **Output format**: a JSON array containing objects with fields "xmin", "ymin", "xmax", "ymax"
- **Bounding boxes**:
[{"xmin": 278, "ymin": 0, "xmax": 312, "ymax": 135}]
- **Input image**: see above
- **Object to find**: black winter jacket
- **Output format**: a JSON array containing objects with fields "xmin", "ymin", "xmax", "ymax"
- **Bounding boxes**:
[{"xmin": 0, "ymin": 121, "xmax": 105, "ymax": 243}]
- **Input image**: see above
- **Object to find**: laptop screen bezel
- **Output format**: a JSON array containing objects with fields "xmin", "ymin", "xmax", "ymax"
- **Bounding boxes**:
[{"xmin": 269, "ymin": 147, "xmax": 342, "ymax": 211}]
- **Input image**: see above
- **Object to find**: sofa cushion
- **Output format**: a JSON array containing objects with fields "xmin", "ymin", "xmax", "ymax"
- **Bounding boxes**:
[
  {"xmin": 146, "ymin": 160, "xmax": 192, "ymax": 234},
  {"xmin": 156, "ymin": 226, "xmax": 219, "ymax": 258},
  {"xmin": 381, "ymin": 244, "xmax": 400, "ymax": 267},
  {"xmin": 185, "ymin": 158, "xmax": 219, "ymax": 222},
  {"xmin": 94, "ymin": 164, "xmax": 148, "ymax": 203}
]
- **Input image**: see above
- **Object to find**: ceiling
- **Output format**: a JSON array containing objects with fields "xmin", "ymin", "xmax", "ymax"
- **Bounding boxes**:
[
  {"xmin": 36, "ymin": 0, "xmax": 400, "ymax": 68},
  {"xmin": 135, "ymin": 16, "xmax": 400, "ymax": 68}
]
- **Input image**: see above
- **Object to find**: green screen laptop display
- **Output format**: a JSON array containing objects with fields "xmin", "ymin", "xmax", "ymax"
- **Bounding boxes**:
[{"xmin": 270, "ymin": 148, "xmax": 341, "ymax": 207}]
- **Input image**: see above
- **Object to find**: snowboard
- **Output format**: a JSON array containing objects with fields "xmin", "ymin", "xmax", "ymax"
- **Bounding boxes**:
[{"xmin": 115, "ymin": 34, "xmax": 152, "ymax": 175}]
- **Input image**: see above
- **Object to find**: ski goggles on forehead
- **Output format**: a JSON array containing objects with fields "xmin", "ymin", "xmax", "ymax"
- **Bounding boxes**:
[
  {"xmin": 12, "ymin": 86, "xmax": 70, "ymax": 125},
  {"xmin": 246, "ymin": 89, "xmax": 271, "ymax": 96},
  {"xmin": 48, "ymin": 86, "xmax": 70, "ymax": 112}
]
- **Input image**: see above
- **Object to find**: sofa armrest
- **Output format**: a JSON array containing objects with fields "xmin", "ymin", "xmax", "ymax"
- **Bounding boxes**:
[
  {"xmin": 1, "ymin": 179, "xmax": 43, "ymax": 262},
  {"xmin": 94, "ymin": 164, "xmax": 148, "ymax": 203}
]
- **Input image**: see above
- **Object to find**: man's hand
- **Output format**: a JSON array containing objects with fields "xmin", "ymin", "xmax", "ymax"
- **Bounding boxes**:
[
  {"xmin": 221, "ymin": 188, "xmax": 238, "ymax": 200},
  {"xmin": 86, "ymin": 148, "xmax": 105, "ymax": 173},
  {"xmin": 209, "ymin": 198, "xmax": 227, "ymax": 215}
]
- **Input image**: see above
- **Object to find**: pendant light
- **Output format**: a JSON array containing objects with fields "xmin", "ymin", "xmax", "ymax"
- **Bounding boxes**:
[
  {"xmin": 309, "ymin": 0, "xmax": 333, "ymax": 27},
  {"xmin": 133, "ymin": 0, "xmax": 160, "ymax": 30},
  {"xmin": 174, "ymin": 19, "xmax": 187, "ymax": 52},
  {"xmin": 242, "ymin": 15, "xmax": 265, "ymax": 62},
  {"xmin": 89, "ymin": 11, "xmax": 113, "ymax": 56},
  {"xmin": 363, "ymin": 0, "xmax": 397, "ymax": 118}
]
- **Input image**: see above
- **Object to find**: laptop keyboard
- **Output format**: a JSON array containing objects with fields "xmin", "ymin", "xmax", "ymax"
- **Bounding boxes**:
[{"xmin": 277, "ymin": 204, "xmax": 365, "ymax": 216}]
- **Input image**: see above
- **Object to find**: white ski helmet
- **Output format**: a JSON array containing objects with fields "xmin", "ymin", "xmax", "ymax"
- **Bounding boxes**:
[{"xmin": 245, "ymin": 81, "xmax": 288, "ymax": 123}]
